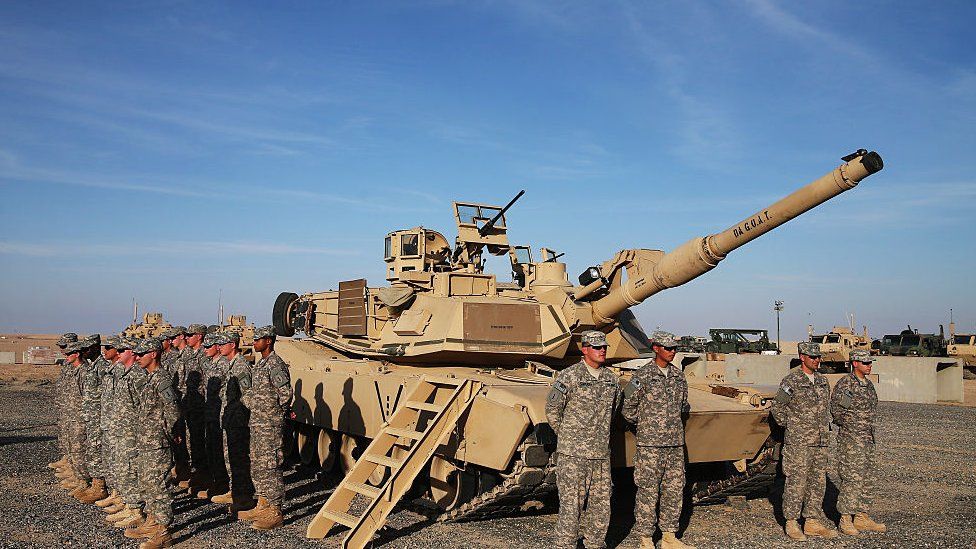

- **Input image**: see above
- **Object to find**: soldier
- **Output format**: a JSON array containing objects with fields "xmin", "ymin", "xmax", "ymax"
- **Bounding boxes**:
[
  {"xmin": 124, "ymin": 338, "xmax": 181, "ymax": 548},
  {"xmin": 105, "ymin": 338, "xmax": 151, "ymax": 529},
  {"xmin": 50, "ymin": 332, "xmax": 79, "ymax": 474},
  {"xmin": 162, "ymin": 327, "xmax": 190, "ymax": 487},
  {"xmin": 199, "ymin": 332, "xmax": 229, "ymax": 500},
  {"xmin": 61, "ymin": 340, "xmax": 92, "ymax": 499},
  {"xmin": 95, "ymin": 335, "xmax": 125, "ymax": 511},
  {"xmin": 77, "ymin": 334, "xmax": 110, "ymax": 504},
  {"xmin": 215, "ymin": 331, "xmax": 255, "ymax": 512},
  {"xmin": 238, "ymin": 326, "xmax": 293, "ymax": 529},
  {"xmin": 771, "ymin": 341, "xmax": 838, "ymax": 540},
  {"xmin": 160, "ymin": 329, "xmax": 180, "ymax": 383},
  {"xmin": 622, "ymin": 331, "xmax": 694, "ymax": 549},
  {"xmin": 545, "ymin": 331, "xmax": 622, "ymax": 549},
  {"xmin": 182, "ymin": 324, "xmax": 209, "ymax": 492},
  {"xmin": 832, "ymin": 349, "xmax": 886, "ymax": 536}
]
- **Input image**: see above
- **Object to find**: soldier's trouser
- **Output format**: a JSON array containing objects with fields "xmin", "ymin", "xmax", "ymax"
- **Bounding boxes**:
[
  {"xmin": 634, "ymin": 445, "xmax": 685, "ymax": 535},
  {"xmin": 555, "ymin": 454, "xmax": 611, "ymax": 549},
  {"xmin": 205, "ymin": 420, "xmax": 228, "ymax": 486},
  {"xmin": 140, "ymin": 447, "xmax": 174, "ymax": 526},
  {"xmin": 119, "ymin": 444, "xmax": 142, "ymax": 506},
  {"xmin": 781, "ymin": 444, "xmax": 828, "ymax": 521},
  {"xmin": 251, "ymin": 421, "xmax": 286, "ymax": 506},
  {"xmin": 67, "ymin": 421, "xmax": 91, "ymax": 482},
  {"xmin": 100, "ymin": 427, "xmax": 115, "ymax": 487},
  {"xmin": 225, "ymin": 427, "xmax": 254, "ymax": 500},
  {"xmin": 837, "ymin": 439, "xmax": 876, "ymax": 515},
  {"xmin": 85, "ymin": 417, "xmax": 104, "ymax": 478}
]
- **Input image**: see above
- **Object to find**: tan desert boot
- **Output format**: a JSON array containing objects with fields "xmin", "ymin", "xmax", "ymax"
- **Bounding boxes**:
[
  {"xmin": 251, "ymin": 505, "xmax": 284, "ymax": 530},
  {"xmin": 853, "ymin": 513, "xmax": 887, "ymax": 533},
  {"xmin": 195, "ymin": 488, "xmax": 210, "ymax": 500},
  {"xmin": 48, "ymin": 456, "xmax": 69, "ymax": 469},
  {"xmin": 104, "ymin": 502, "xmax": 126, "ymax": 514},
  {"xmin": 238, "ymin": 496, "xmax": 269, "ymax": 521},
  {"xmin": 116, "ymin": 509, "xmax": 145, "ymax": 529},
  {"xmin": 95, "ymin": 490, "xmax": 119, "ymax": 508},
  {"xmin": 54, "ymin": 469, "xmax": 74, "ymax": 480},
  {"xmin": 639, "ymin": 536, "xmax": 654, "ymax": 549},
  {"xmin": 78, "ymin": 478, "xmax": 109, "ymax": 504},
  {"xmin": 125, "ymin": 515, "xmax": 158, "ymax": 539},
  {"xmin": 59, "ymin": 478, "xmax": 81, "ymax": 490},
  {"xmin": 660, "ymin": 532, "xmax": 695, "ymax": 549},
  {"xmin": 138, "ymin": 524, "xmax": 173, "ymax": 549},
  {"xmin": 803, "ymin": 518, "xmax": 838, "ymax": 539},
  {"xmin": 106, "ymin": 506, "xmax": 135, "ymax": 523},
  {"xmin": 839, "ymin": 515, "xmax": 860, "ymax": 536},
  {"xmin": 69, "ymin": 482, "xmax": 92, "ymax": 499},
  {"xmin": 211, "ymin": 490, "xmax": 233, "ymax": 504},
  {"xmin": 785, "ymin": 519, "xmax": 807, "ymax": 541}
]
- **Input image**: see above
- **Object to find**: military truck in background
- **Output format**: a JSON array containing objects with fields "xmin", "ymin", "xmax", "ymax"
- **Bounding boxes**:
[
  {"xmin": 809, "ymin": 325, "xmax": 873, "ymax": 369},
  {"xmin": 122, "ymin": 312, "xmax": 173, "ymax": 339},
  {"xmin": 879, "ymin": 326, "xmax": 947, "ymax": 357},
  {"xmin": 705, "ymin": 328, "xmax": 778, "ymax": 354},
  {"xmin": 947, "ymin": 322, "xmax": 975, "ymax": 376},
  {"xmin": 676, "ymin": 335, "xmax": 708, "ymax": 353}
]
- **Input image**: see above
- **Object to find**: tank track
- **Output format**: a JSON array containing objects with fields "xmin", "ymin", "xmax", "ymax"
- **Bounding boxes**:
[{"xmin": 440, "ymin": 444, "xmax": 778, "ymax": 521}]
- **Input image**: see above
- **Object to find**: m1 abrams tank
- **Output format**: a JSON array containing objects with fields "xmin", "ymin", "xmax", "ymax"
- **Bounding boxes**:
[
  {"xmin": 272, "ymin": 150, "xmax": 883, "ymax": 523},
  {"xmin": 122, "ymin": 312, "xmax": 173, "ymax": 339}
]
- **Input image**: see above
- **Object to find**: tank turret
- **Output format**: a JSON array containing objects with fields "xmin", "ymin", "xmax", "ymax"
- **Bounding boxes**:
[{"xmin": 273, "ymin": 149, "xmax": 882, "ymax": 366}]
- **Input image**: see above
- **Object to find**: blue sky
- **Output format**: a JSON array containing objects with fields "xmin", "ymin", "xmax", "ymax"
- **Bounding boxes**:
[{"xmin": 1, "ymin": 1, "xmax": 974, "ymax": 340}]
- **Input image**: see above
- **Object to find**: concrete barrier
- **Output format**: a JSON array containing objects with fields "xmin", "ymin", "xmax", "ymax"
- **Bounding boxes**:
[{"xmin": 676, "ymin": 353, "xmax": 964, "ymax": 404}]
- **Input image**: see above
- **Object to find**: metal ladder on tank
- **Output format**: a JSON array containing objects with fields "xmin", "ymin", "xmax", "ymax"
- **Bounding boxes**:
[{"xmin": 306, "ymin": 375, "xmax": 483, "ymax": 548}]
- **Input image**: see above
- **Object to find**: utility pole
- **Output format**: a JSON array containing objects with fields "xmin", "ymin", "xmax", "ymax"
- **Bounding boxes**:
[{"xmin": 774, "ymin": 300, "xmax": 785, "ymax": 354}]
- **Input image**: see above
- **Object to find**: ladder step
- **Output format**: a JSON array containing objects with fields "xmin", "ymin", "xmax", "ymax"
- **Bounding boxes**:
[
  {"xmin": 344, "ymin": 481, "xmax": 382, "ymax": 498},
  {"xmin": 404, "ymin": 400, "xmax": 443, "ymax": 413},
  {"xmin": 319, "ymin": 508, "xmax": 359, "ymax": 529},
  {"xmin": 385, "ymin": 427, "xmax": 423, "ymax": 440},
  {"xmin": 363, "ymin": 453, "xmax": 402, "ymax": 469}
]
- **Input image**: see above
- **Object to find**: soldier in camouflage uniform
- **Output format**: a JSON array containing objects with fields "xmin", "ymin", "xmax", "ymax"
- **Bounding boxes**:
[
  {"xmin": 162, "ymin": 327, "xmax": 191, "ymax": 487},
  {"xmin": 771, "ymin": 341, "xmax": 838, "ymax": 541},
  {"xmin": 106, "ymin": 338, "xmax": 151, "ymax": 529},
  {"xmin": 216, "ymin": 331, "xmax": 255, "ymax": 511},
  {"xmin": 182, "ymin": 324, "xmax": 209, "ymax": 491},
  {"xmin": 238, "ymin": 326, "xmax": 293, "ymax": 529},
  {"xmin": 124, "ymin": 338, "xmax": 181, "ymax": 548},
  {"xmin": 546, "ymin": 331, "xmax": 622, "ymax": 549},
  {"xmin": 199, "ymin": 332, "xmax": 230, "ymax": 500},
  {"xmin": 623, "ymin": 331, "xmax": 694, "ymax": 549},
  {"xmin": 62, "ymin": 341, "xmax": 93, "ymax": 498},
  {"xmin": 77, "ymin": 334, "xmax": 110, "ymax": 504},
  {"xmin": 95, "ymin": 335, "xmax": 125, "ymax": 510},
  {"xmin": 832, "ymin": 349, "xmax": 886, "ymax": 536},
  {"xmin": 50, "ymin": 332, "xmax": 79, "ymax": 474}
]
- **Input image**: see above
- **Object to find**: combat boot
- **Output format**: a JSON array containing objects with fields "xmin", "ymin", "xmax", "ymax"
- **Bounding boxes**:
[
  {"xmin": 104, "ymin": 501, "xmax": 126, "ymax": 514},
  {"xmin": 803, "ymin": 518, "xmax": 838, "ymax": 539},
  {"xmin": 106, "ymin": 505, "xmax": 135, "ymax": 523},
  {"xmin": 238, "ymin": 496, "xmax": 269, "ymax": 521},
  {"xmin": 839, "ymin": 514, "xmax": 859, "ymax": 536},
  {"xmin": 95, "ymin": 490, "xmax": 119, "ymax": 508},
  {"xmin": 251, "ymin": 505, "xmax": 284, "ymax": 530},
  {"xmin": 853, "ymin": 513, "xmax": 887, "ymax": 533},
  {"xmin": 195, "ymin": 488, "xmax": 210, "ymax": 500},
  {"xmin": 78, "ymin": 478, "xmax": 109, "ymax": 504},
  {"xmin": 48, "ymin": 456, "xmax": 69, "ymax": 469},
  {"xmin": 660, "ymin": 532, "xmax": 695, "ymax": 549},
  {"xmin": 69, "ymin": 482, "xmax": 92, "ymax": 499},
  {"xmin": 784, "ymin": 519, "xmax": 807, "ymax": 541},
  {"xmin": 138, "ymin": 525, "xmax": 173, "ymax": 549},
  {"xmin": 54, "ymin": 469, "xmax": 74, "ymax": 479},
  {"xmin": 59, "ymin": 478, "xmax": 81, "ymax": 490},
  {"xmin": 229, "ymin": 495, "xmax": 257, "ymax": 517},
  {"xmin": 116, "ymin": 508, "xmax": 145, "ymax": 529},
  {"xmin": 211, "ymin": 490, "xmax": 233, "ymax": 504},
  {"xmin": 639, "ymin": 537, "xmax": 654, "ymax": 549},
  {"xmin": 125, "ymin": 515, "xmax": 158, "ymax": 539}
]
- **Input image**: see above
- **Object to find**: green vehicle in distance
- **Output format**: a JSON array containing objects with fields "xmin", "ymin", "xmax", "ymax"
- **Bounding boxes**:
[
  {"xmin": 705, "ymin": 328, "xmax": 779, "ymax": 354},
  {"xmin": 879, "ymin": 326, "xmax": 947, "ymax": 357}
]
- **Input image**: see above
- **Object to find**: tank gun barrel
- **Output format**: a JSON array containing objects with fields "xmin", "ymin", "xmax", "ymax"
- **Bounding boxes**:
[{"xmin": 590, "ymin": 150, "xmax": 883, "ymax": 324}]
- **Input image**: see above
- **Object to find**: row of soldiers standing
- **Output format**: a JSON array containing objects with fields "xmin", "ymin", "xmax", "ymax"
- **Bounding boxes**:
[
  {"xmin": 545, "ymin": 333, "xmax": 887, "ymax": 549},
  {"xmin": 48, "ymin": 324, "xmax": 293, "ymax": 548}
]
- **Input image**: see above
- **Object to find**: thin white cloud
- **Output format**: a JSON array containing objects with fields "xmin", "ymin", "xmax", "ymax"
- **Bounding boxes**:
[{"xmin": 0, "ymin": 240, "xmax": 361, "ymax": 257}]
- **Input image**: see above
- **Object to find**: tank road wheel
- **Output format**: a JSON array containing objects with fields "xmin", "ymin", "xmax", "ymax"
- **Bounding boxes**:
[
  {"xmin": 272, "ymin": 292, "xmax": 298, "ymax": 337},
  {"xmin": 428, "ymin": 456, "xmax": 477, "ymax": 510},
  {"xmin": 317, "ymin": 428, "xmax": 338, "ymax": 472},
  {"xmin": 297, "ymin": 425, "xmax": 320, "ymax": 466}
]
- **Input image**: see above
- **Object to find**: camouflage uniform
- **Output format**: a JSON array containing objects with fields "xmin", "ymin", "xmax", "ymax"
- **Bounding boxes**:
[
  {"xmin": 223, "ymin": 352, "xmax": 255, "ymax": 501},
  {"xmin": 136, "ymin": 339, "xmax": 182, "ymax": 527},
  {"xmin": 545, "ymin": 332, "xmax": 621, "ymax": 549},
  {"xmin": 771, "ymin": 345, "xmax": 832, "ymax": 523},
  {"xmin": 100, "ymin": 357, "xmax": 123, "ymax": 488},
  {"xmin": 248, "ymin": 328, "xmax": 293, "ymax": 506},
  {"xmin": 55, "ymin": 333, "xmax": 78, "ymax": 461},
  {"xmin": 183, "ymin": 328, "xmax": 209, "ymax": 476},
  {"xmin": 162, "ymin": 329, "xmax": 190, "ymax": 480},
  {"xmin": 62, "ymin": 343, "xmax": 91, "ymax": 482},
  {"xmin": 114, "ymin": 345, "xmax": 149, "ymax": 507},
  {"xmin": 622, "ymin": 335, "xmax": 690, "ymax": 537},
  {"xmin": 831, "ymin": 365, "xmax": 879, "ymax": 516},
  {"xmin": 81, "ymin": 353, "xmax": 107, "ymax": 479},
  {"xmin": 204, "ymin": 338, "xmax": 230, "ymax": 489}
]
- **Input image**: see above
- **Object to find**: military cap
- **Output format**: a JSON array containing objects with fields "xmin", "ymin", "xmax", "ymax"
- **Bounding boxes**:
[
  {"xmin": 57, "ymin": 332, "xmax": 79, "ymax": 348},
  {"xmin": 63, "ymin": 341, "xmax": 84, "ymax": 353},
  {"xmin": 850, "ymin": 349, "xmax": 873, "ymax": 363},
  {"xmin": 114, "ymin": 337, "xmax": 136, "ymax": 351},
  {"xmin": 134, "ymin": 337, "xmax": 163, "ymax": 354},
  {"xmin": 202, "ymin": 333, "xmax": 219, "ymax": 348},
  {"xmin": 172, "ymin": 326, "xmax": 187, "ymax": 336},
  {"xmin": 207, "ymin": 324, "xmax": 220, "ymax": 334},
  {"xmin": 103, "ymin": 335, "xmax": 121, "ymax": 348},
  {"xmin": 187, "ymin": 323, "xmax": 208, "ymax": 335},
  {"xmin": 650, "ymin": 330, "xmax": 678, "ymax": 348},
  {"xmin": 254, "ymin": 325, "xmax": 276, "ymax": 340},
  {"xmin": 159, "ymin": 328, "xmax": 177, "ymax": 339},
  {"xmin": 798, "ymin": 341, "xmax": 822, "ymax": 357},
  {"xmin": 82, "ymin": 334, "xmax": 101, "ymax": 348},
  {"xmin": 224, "ymin": 331, "xmax": 241, "ymax": 344},
  {"xmin": 580, "ymin": 330, "xmax": 608, "ymax": 347}
]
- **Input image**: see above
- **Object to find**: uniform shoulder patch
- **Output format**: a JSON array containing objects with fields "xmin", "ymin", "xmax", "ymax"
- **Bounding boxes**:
[
  {"xmin": 775, "ymin": 383, "xmax": 792, "ymax": 404},
  {"xmin": 837, "ymin": 390, "xmax": 853, "ymax": 409},
  {"xmin": 553, "ymin": 380, "xmax": 568, "ymax": 394},
  {"xmin": 159, "ymin": 379, "xmax": 178, "ymax": 404},
  {"xmin": 270, "ymin": 366, "xmax": 290, "ymax": 389},
  {"xmin": 238, "ymin": 370, "xmax": 253, "ymax": 390}
]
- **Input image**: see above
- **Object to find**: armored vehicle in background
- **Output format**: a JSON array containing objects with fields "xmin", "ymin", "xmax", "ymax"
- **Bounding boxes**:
[
  {"xmin": 947, "ymin": 324, "xmax": 976, "ymax": 370},
  {"xmin": 809, "ymin": 325, "xmax": 872, "ymax": 366},
  {"xmin": 677, "ymin": 335, "xmax": 708, "ymax": 353},
  {"xmin": 705, "ymin": 329, "xmax": 778, "ymax": 354},
  {"xmin": 122, "ymin": 312, "xmax": 173, "ymax": 339},
  {"xmin": 272, "ymin": 150, "xmax": 883, "ymax": 537},
  {"xmin": 881, "ymin": 326, "xmax": 947, "ymax": 357},
  {"xmin": 219, "ymin": 314, "xmax": 255, "ymax": 358}
]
